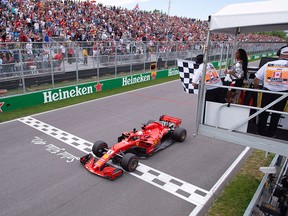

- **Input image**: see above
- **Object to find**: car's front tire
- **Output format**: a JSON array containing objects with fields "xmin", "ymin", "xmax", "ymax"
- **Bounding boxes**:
[
  {"xmin": 121, "ymin": 153, "xmax": 138, "ymax": 172},
  {"xmin": 92, "ymin": 140, "xmax": 108, "ymax": 157}
]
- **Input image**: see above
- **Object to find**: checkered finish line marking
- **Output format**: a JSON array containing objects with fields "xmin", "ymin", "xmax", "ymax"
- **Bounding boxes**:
[
  {"xmin": 19, "ymin": 116, "xmax": 93, "ymax": 153},
  {"xmin": 19, "ymin": 116, "xmax": 248, "ymax": 216}
]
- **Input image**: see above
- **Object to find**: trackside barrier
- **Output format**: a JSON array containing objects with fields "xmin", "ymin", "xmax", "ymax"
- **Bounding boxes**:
[
  {"xmin": 244, "ymin": 155, "xmax": 286, "ymax": 216},
  {"xmin": 0, "ymin": 68, "xmax": 178, "ymax": 113},
  {"xmin": 0, "ymin": 51, "xmax": 277, "ymax": 113},
  {"xmin": 0, "ymin": 39, "xmax": 284, "ymax": 94}
]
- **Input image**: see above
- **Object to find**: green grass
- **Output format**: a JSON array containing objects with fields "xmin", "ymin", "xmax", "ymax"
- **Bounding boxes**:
[{"xmin": 0, "ymin": 75, "xmax": 274, "ymax": 216}]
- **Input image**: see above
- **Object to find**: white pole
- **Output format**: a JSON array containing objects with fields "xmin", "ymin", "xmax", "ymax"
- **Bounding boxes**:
[
  {"xmin": 195, "ymin": 16, "xmax": 212, "ymax": 134},
  {"xmin": 166, "ymin": 0, "xmax": 171, "ymax": 41}
]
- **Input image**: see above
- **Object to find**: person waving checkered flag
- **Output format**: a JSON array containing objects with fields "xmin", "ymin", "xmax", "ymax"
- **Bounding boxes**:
[{"xmin": 177, "ymin": 59, "xmax": 199, "ymax": 94}]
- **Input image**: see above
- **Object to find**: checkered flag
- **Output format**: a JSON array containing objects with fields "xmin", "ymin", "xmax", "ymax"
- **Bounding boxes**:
[{"xmin": 177, "ymin": 59, "xmax": 198, "ymax": 94}]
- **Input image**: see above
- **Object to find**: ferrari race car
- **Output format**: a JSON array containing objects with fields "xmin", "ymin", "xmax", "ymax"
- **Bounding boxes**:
[{"xmin": 80, "ymin": 115, "xmax": 187, "ymax": 180}]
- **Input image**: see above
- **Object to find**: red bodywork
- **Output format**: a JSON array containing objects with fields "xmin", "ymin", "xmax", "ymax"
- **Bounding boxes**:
[
  {"xmin": 80, "ymin": 115, "xmax": 183, "ymax": 180},
  {"xmin": 80, "ymin": 154, "xmax": 124, "ymax": 180}
]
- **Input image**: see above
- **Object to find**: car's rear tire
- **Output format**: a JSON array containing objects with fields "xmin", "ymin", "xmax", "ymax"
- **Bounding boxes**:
[
  {"xmin": 92, "ymin": 140, "xmax": 108, "ymax": 157},
  {"xmin": 173, "ymin": 127, "xmax": 187, "ymax": 142},
  {"xmin": 121, "ymin": 153, "xmax": 138, "ymax": 172}
]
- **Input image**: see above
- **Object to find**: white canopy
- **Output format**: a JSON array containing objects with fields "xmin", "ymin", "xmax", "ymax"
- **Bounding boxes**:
[{"xmin": 209, "ymin": 0, "xmax": 288, "ymax": 34}]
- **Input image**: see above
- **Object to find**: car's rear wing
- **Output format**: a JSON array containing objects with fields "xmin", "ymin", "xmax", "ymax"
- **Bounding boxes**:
[{"xmin": 159, "ymin": 115, "xmax": 182, "ymax": 127}]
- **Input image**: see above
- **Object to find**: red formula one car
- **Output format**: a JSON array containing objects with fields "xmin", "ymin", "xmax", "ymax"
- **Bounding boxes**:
[{"xmin": 80, "ymin": 115, "xmax": 187, "ymax": 180}]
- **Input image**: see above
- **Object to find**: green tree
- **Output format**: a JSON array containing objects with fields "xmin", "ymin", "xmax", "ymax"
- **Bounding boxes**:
[{"xmin": 258, "ymin": 31, "xmax": 288, "ymax": 41}]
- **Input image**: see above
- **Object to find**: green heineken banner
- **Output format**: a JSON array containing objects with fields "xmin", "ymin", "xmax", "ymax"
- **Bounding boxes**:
[{"xmin": 0, "ymin": 69, "xmax": 178, "ymax": 113}]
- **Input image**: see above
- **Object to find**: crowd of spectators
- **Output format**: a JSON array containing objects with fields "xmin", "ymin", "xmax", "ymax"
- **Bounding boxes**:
[{"xmin": 0, "ymin": 0, "xmax": 286, "ymax": 75}]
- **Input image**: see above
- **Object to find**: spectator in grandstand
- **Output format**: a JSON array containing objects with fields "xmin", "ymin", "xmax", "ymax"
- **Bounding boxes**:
[
  {"xmin": 0, "ymin": 0, "xmax": 285, "ymax": 72},
  {"xmin": 4, "ymin": 51, "xmax": 14, "ymax": 74},
  {"xmin": 26, "ymin": 57, "xmax": 34, "ymax": 73},
  {"xmin": 254, "ymin": 46, "xmax": 288, "ymax": 138},
  {"xmin": 35, "ymin": 54, "xmax": 42, "ymax": 72},
  {"xmin": 60, "ymin": 44, "xmax": 66, "ymax": 59},
  {"xmin": 42, "ymin": 51, "xmax": 49, "ymax": 72},
  {"xmin": 3, "ymin": 1, "xmax": 285, "ymax": 46},
  {"xmin": 92, "ymin": 42, "xmax": 98, "ymax": 60},
  {"xmin": 82, "ymin": 48, "xmax": 88, "ymax": 65},
  {"xmin": 54, "ymin": 52, "xmax": 63, "ymax": 71},
  {"xmin": 25, "ymin": 42, "xmax": 33, "ymax": 56},
  {"xmin": 44, "ymin": 33, "xmax": 50, "ymax": 43},
  {"xmin": 67, "ymin": 47, "xmax": 74, "ymax": 64},
  {"xmin": 192, "ymin": 54, "xmax": 225, "ymax": 103},
  {"xmin": 224, "ymin": 48, "xmax": 248, "ymax": 103},
  {"xmin": 14, "ymin": 60, "xmax": 22, "ymax": 73}
]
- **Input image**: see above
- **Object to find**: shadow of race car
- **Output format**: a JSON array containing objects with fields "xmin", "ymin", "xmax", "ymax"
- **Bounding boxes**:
[{"xmin": 80, "ymin": 115, "xmax": 187, "ymax": 180}]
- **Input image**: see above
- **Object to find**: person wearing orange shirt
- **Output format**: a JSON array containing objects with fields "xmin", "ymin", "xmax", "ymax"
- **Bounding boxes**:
[{"xmin": 254, "ymin": 46, "xmax": 288, "ymax": 137}]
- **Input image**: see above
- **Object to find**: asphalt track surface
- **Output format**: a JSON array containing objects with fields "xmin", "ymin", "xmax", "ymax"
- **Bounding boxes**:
[{"xmin": 0, "ymin": 80, "xmax": 248, "ymax": 216}]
